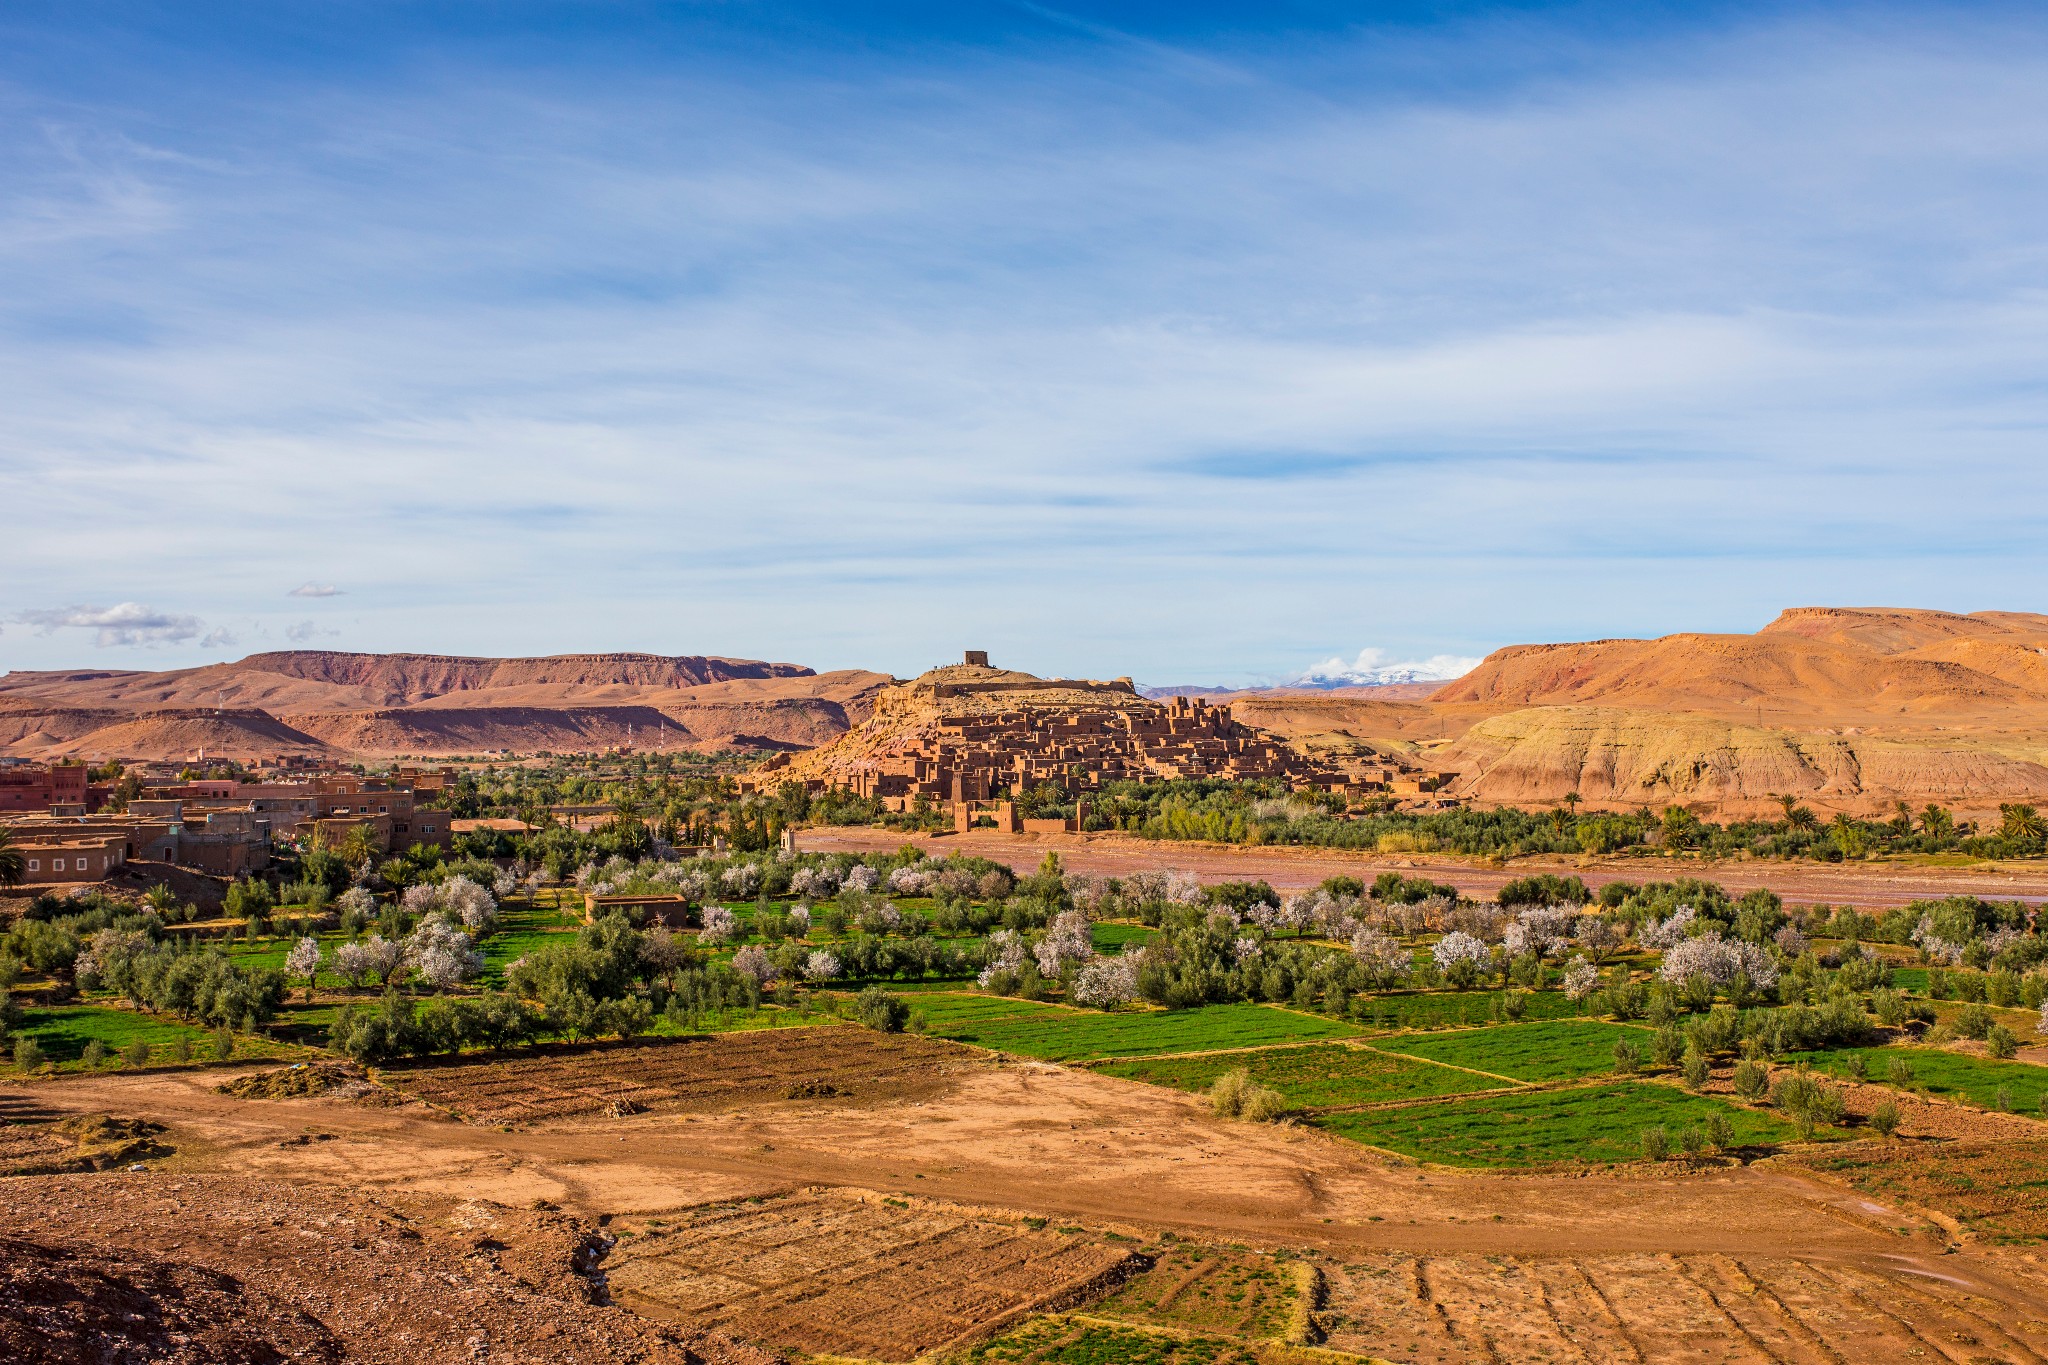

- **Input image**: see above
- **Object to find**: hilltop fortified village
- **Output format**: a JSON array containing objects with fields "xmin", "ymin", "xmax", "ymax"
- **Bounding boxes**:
[{"xmin": 748, "ymin": 655, "xmax": 1445, "ymax": 829}]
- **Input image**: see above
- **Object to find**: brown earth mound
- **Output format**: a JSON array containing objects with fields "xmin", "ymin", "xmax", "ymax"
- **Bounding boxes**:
[{"xmin": 0, "ymin": 1175, "xmax": 785, "ymax": 1365}]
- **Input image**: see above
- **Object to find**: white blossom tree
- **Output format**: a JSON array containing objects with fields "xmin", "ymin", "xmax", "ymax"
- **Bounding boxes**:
[
  {"xmin": 1562, "ymin": 955, "xmax": 1601, "ymax": 1001},
  {"xmin": 699, "ymin": 905, "xmax": 738, "ymax": 944},
  {"xmin": 732, "ymin": 944, "xmax": 776, "ymax": 984},
  {"xmin": 407, "ymin": 919, "xmax": 483, "ymax": 991},
  {"xmin": 978, "ymin": 929, "xmax": 1027, "ymax": 988},
  {"xmin": 358, "ymin": 934, "xmax": 406, "ymax": 987},
  {"xmin": 1640, "ymin": 905, "xmax": 1698, "ymax": 950},
  {"xmin": 1071, "ymin": 952, "xmax": 1140, "ymax": 1009},
  {"xmin": 803, "ymin": 950, "xmax": 842, "ymax": 982},
  {"xmin": 1658, "ymin": 932, "xmax": 1779, "ymax": 990},
  {"xmin": 1349, "ymin": 929, "xmax": 1410, "ymax": 989},
  {"xmin": 720, "ymin": 864, "xmax": 761, "ymax": 898},
  {"xmin": 1034, "ymin": 910, "xmax": 1095, "ymax": 978},
  {"xmin": 441, "ymin": 875, "xmax": 497, "ymax": 932},
  {"xmin": 286, "ymin": 936, "xmax": 324, "ymax": 1001},
  {"xmin": 842, "ymin": 864, "xmax": 880, "ymax": 894},
  {"xmin": 1575, "ymin": 915, "xmax": 1624, "ymax": 964},
  {"xmin": 1432, "ymin": 931, "xmax": 1490, "ymax": 971}
]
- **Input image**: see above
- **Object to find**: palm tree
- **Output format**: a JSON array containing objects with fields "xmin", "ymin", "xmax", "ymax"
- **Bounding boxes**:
[
  {"xmin": 1920, "ymin": 804, "xmax": 1955, "ymax": 840},
  {"xmin": 0, "ymin": 827, "xmax": 24, "ymax": 887},
  {"xmin": 2000, "ymin": 804, "xmax": 2045, "ymax": 843}
]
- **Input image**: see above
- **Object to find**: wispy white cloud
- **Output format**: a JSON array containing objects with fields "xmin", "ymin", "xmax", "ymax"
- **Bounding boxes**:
[
  {"xmin": 284, "ymin": 619, "xmax": 337, "ymax": 643},
  {"xmin": 13, "ymin": 602, "xmax": 207, "ymax": 648},
  {"xmin": 288, "ymin": 582, "xmax": 342, "ymax": 598},
  {"xmin": 2, "ymin": 11, "xmax": 2047, "ymax": 681}
]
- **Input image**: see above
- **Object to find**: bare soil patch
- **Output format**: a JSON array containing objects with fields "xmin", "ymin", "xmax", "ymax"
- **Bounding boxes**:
[
  {"xmin": 1322, "ymin": 1249, "xmax": 2048, "ymax": 1364},
  {"xmin": 378, "ymin": 1026, "xmax": 983, "ymax": 1126},
  {"xmin": 1784, "ymin": 1137, "xmax": 2048, "ymax": 1246},
  {"xmin": 607, "ymin": 1188, "xmax": 1144, "ymax": 1361},
  {"xmin": 0, "ymin": 1173, "xmax": 783, "ymax": 1365}
]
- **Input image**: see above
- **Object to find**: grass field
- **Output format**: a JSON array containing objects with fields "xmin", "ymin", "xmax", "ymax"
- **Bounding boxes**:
[
  {"xmin": 1793, "ymin": 1045, "xmax": 2048, "ymax": 1114},
  {"xmin": 1317, "ymin": 1082, "xmax": 1804, "ymax": 1167},
  {"xmin": 1349, "ymin": 989, "xmax": 1583, "ymax": 1030},
  {"xmin": 1096, "ymin": 1041, "xmax": 1509, "ymax": 1108},
  {"xmin": 13, "ymin": 1004, "xmax": 306, "ymax": 1070},
  {"xmin": 1090, "ymin": 922, "xmax": 1159, "ymax": 951},
  {"xmin": 908, "ymin": 993, "xmax": 1362, "ymax": 1062},
  {"xmin": 965, "ymin": 1317, "xmax": 1262, "ymax": 1365},
  {"xmin": 1371, "ymin": 1020, "xmax": 1659, "ymax": 1082}
]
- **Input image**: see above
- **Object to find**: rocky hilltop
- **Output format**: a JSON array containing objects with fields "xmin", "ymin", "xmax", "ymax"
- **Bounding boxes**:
[
  {"xmin": 768, "ymin": 660, "xmax": 1334, "ymax": 795},
  {"xmin": 1412, "ymin": 607, "xmax": 2048, "ymax": 813}
]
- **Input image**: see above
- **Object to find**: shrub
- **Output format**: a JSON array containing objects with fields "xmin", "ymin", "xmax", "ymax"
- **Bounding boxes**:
[
  {"xmin": 1703, "ymin": 1112, "xmax": 1734, "ymax": 1152},
  {"xmin": 1611, "ymin": 1041, "xmax": 1644, "ymax": 1076},
  {"xmin": 172, "ymin": 1035, "xmax": 195, "ymax": 1063},
  {"xmin": 1675, "ymin": 1124, "xmax": 1706, "ymax": 1157},
  {"xmin": 1681, "ymin": 1049, "xmax": 1710, "ymax": 1091},
  {"xmin": 80, "ymin": 1039, "xmax": 108, "ymax": 1069},
  {"xmin": 1869, "ymin": 1098, "xmax": 1901, "ymax": 1138},
  {"xmin": 1886, "ymin": 1056, "xmax": 1915, "ymax": 1087},
  {"xmin": 1639, "ymin": 1126, "xmax": 1670, "ymax": 1162},
  {"xmin": 1210, "ymin": 1067, "xmax": 1289, "ymax": 1122},
  {"xmin": 1732, "ymin": 1059, "xmax": 1770, "ymax": 1102},
  {"xmin": 122, "ymin": 1039, "xmax": 151, "ymax": 1068},
  {"xmin": 1770, "ymin": 1070, "xmax": 1845, "ymax": 1139},
  {"xmin": 211, "ymin": 1029, "xmax": 235, "ymax": 1062},
  {"xmin": 854, "ymin": 987, "xmax": 909, "ymax": 1034},
  {"xmin": 1954, "ymin": 1003, "xmax": 1994, "ymax": 1040},
  {"xmin": 13, "ymin": 1036, "xmax": 45, "ymax": 1072},
  {"xmin": 1996, "ymin": 1085, "xmax": 2015, "ymax": 1112},
  {"xmin": 1986, "ymin": 1024, "xmax": 2018, "ymax": 1060},
  {"xmin": 1842, "ymin": 1054, "xmax": 1866, "ymax": 1081}
]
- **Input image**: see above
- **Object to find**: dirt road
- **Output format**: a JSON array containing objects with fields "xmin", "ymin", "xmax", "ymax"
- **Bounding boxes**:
[{"xmin": 799, "ymin": 827, "xmax": 2048, "ymax": 906}]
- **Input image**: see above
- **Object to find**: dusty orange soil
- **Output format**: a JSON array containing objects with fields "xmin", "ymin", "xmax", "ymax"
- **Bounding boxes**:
[
  {"xmin": 0, "ymin": 1053, "xmax": 1977, "ymax": 1256},
  {"xmin": 799, "ymin": 826, "xmax": 2048, "ymax": 905},
  {"xmin": 12, "ymin": 1033, "xmax": 2048, "ymax": 1362}
]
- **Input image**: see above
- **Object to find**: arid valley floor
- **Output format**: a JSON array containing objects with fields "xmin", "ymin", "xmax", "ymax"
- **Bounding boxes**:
[{"xmin": 10, "ymin": 1014, "xmax": 2048, "ymax": 1364}]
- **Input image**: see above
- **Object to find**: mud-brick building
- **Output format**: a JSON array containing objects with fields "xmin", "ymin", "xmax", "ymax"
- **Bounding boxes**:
[{"xmin": 0, "ymin": 762, "xmax": 92, "ymax": 814}]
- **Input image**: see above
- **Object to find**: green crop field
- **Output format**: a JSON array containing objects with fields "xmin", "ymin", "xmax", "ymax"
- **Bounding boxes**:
[
  {"xmin": 1792, "ymin": 1046, "xmax": 2048, "ymax": 1114},
  {"xmin": 1317, "ymin": 1082, "xmax": 1804, "ymax": 1167},
  {"xmin": 965, "ymin": 1317, "xmax": 1262, "ymax": 1365},
  {"xmin": 1371, "ymin": 1020, "xmax": 1659, "ymax": 1082},
  {"xmin": 1349, "ymin": 989, "xmax": 1583, "ymax": 1031},
  {"xmin": 1096, "ymin": 1041, "xmax": 1509, "ymax": 1108},
  {"xmin": 1091, "ymin": 922, "xmax": 1159, "ymax": 951},
  {"xmin": 13, "ymin": 1004, "xmax": 305, "ymax": 1070},
  {"xmin": 907, "ymin": 993, "xmax": 1361, "ymax": 1062}
]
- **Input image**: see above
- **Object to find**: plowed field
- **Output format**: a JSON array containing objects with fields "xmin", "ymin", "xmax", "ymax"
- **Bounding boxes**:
[
  {"xmin": 1787, "ymin": 1137, "xmax": 2048, "ymax": 1244},
  {"xmin": 1321, "ymin": 1251, "xmax": 2048, "ymax": 1364},
  {"xmin": 606, "ymin": 1189, "xmax": 1145, "ymax": 1361},
  {"xmin": 378, "ymin": 1025, "xmax": 982, "ymax": 1125}
]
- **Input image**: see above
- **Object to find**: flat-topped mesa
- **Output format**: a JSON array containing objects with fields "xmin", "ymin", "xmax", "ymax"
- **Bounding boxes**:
[{"xmin": 755, "ymin": 656, "xmax": 1344, "ymax": 808}]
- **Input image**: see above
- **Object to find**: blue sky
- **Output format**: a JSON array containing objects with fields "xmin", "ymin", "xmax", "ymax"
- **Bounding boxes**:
[{"xmin": 3, "ymin": 1, "xmax": 2046, "ymax": 685}]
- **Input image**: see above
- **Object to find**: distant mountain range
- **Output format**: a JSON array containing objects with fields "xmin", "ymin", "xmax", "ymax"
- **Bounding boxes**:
[{"xmin": 11, "ymin": 611, "xmax": 2048, "ymax": 816}]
